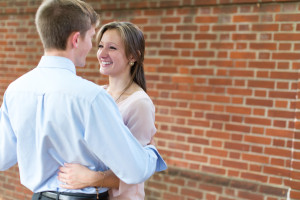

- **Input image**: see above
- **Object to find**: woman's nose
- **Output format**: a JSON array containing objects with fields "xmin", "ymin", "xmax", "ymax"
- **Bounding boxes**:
[{"xmin": 97, "ymin": 49, "xmax": 107, "ymax": 59}]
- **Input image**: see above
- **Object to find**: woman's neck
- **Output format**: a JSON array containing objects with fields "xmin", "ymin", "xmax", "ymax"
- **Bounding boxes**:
[
  {"xmin": 107, "ymin": 74, "xmax": 131, "ymax": 93},
  {"xmin": 107, "ymin": 75, "xmax": 141, "ymax": 103}
]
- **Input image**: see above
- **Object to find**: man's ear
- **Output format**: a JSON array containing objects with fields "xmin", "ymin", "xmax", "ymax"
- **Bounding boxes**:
[{"xmin": 70, "ymin": 32, "xmax": 80, "ymax": 48}]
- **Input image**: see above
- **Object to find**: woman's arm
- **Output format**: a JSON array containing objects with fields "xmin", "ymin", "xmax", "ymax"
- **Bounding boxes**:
[
  {"xmin": 58, "ymin": 95, "xmax": 157, "ymax": 190},
  {"xmin": 58, "ymin": 163, "xmax": 119, "ymax": 189}
]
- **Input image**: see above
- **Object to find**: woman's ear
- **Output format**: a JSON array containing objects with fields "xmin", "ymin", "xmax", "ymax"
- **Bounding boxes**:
[{"xmin": 129, "ymin": 55, "xmax": 136, "ymax": 63}]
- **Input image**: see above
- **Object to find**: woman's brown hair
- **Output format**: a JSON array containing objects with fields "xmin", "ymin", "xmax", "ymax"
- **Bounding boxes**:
[{"xmin": 96, "ymin": 22, "xmax": 147, "ymax": 92}]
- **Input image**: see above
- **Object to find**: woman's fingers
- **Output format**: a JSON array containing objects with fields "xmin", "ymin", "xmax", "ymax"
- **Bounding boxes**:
[{"xmin": 59, "ymin": 183, "xmax": 78, "ymax": 189}]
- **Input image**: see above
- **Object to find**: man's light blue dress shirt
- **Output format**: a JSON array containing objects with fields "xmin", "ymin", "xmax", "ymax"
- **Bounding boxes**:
[{"xmin": 0, "ymin": 56, "xmax": 167, "ymax": 194}]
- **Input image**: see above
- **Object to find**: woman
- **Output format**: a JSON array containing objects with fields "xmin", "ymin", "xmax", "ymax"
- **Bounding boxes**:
[{"xmin": 58, "ymin": 22, "xmax": 157, "ymax": 200}]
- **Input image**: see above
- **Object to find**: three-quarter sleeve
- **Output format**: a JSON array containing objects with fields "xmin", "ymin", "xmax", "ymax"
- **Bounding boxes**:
[
  {"xmin": 124, "ymin": 97, "xmax": 156, "ymax": 146},
  {"xmin": 110, "ymin": 93, "xmax": 157, "ymax": 197}
]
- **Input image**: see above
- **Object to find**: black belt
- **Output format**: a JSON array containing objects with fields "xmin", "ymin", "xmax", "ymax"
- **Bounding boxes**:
[{"xmin": 39, "ymin": 191, "xmax": 109, "ymax": 200}]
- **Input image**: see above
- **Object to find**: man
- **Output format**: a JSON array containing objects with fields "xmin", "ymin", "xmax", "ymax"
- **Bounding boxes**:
[{"xmin": 0, "ymin": 0, "xmax": 166, "ymax": 199}]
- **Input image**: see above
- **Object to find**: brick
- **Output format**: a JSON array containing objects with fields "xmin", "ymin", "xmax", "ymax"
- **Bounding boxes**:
[
  {"xmin": 232, "ymin": 33, "xmax": 256, "ymax": 40},
  {"xmin": 276, "ymin": 14, "xmax": 300, "ymax": 21},
  {"xmin": 174, "ymin": 42, "xmax": 196, "ymax": 49},
  {"xmin": 275, "ymin": 33, "xmax": 300, "ymax": 41},
  {"xmin": 266, "ymin": 128, "xmax": 294, "ymax": 138},
  {"xmin": 248, "ymin": 80, "xmax": 275, "ymax": 89},
  {"xmin": 195, "ymin": 33, "xmax": 217, "ymax": 40},
  {"xmin": 253, "ymin": 24, "xmax": 279, "ymax": 32},
  {"xmin": 263, "ymin": 166, "xmax": 290, "ymax": 177},
  {"xmin": 193, "ymin": 51, "xmax": 215, "ymax": 57},
  {"xmin": 242, "ymin": 153, "xmax": 269, "ymax": 164},
  {"xmin": 195, "ymin": 16, "xmax": 218, "ymax": 23},
  {"xmin": 161, "ymin": 17, "xmax": 180, "ymax": 23},
  {"xmin": 246, "ymin": 98, "xmax": 273, "ymax": 107},
  {"xmin": 181, "ymin": 188, "xmax": 203, "ymax": 198},
  {"xmin": 227, "ymin": 88, "xmax": 252, "ymax": 96},
  {"xmin": 210, "ymin": 60, "xmax": 233, "ymax": 67},
  {"xmin": 230, "ymin": 52, "xmax": 256, "ymax": 59},
  {"xmin": 206, "ymin": 130, "xmax": 230, "ymax": 139},
  {"xmin": 229, "ymin": 69, "xmax": 254, "ymax": 77},
  {"xmin": 279, "ymin": 43, "xmax": 291, "ymax": 50},
  {"xmin": 293, "ymin": 151, "xmax": 300, "ymax": 160},
  {"xmin": 206, "ymin": 95, "xmax": 230, "ymax": 103},
  {"xmin": 171, "ymin": 126, "xmax": 192, "ymax": 134},
  {"xmin": 160, "ymin": 33, "xmax": 180, "ymax": 40},
  {"xmin": 176, "ymin": 7, "xmax": 198, "ymax": 15},
  {"xmin": 202, "ymin": 165, "xmax": 226, "ymax": 175},
  {"xmin": 212, "ymin": 25, "xmax": 236, "ymax": 31},
  {"xmin": 199, "ymin": 183, "xmax": 222, "ymax": 193},
  {"xmin": 206, "ymin": 113, "xmax": 230, "ymax": 121},
  {"xmin": 259, "ymin": 185, "xmax": 287, "ymax": 197},
  {"xmin": 204, "ymin": 148, "xmax": 228, "ymax": 157},
  {"xmin": 225, "ymin": 123, "xmax": 251, "ymax": 133},
  {"xmin": 194, "ymin": 0, "xmax": 217, "ymax": 6},
  {"xmin": 268, "ymin": 110, "xmax": 295, "ymax": 119},
  {"xmin": 238, "ymin": 191, "xmax": 264, "ymax": 200},
  {"xmin": 172, "ymin": 76, "xmax": 194, "ymax": 84},
  {"xmin": 269, "ymin": 91, "xmax": 296, "ymax": 99},
  {"xmin": 273, "ymin": 52, "xmax": 300, "ymax": 60},
  {"xmin": 162, "ymin": 193, "xmax": 183, "ymax": 200},
  {"xmin": 190, "ymin": 68, "xmax": 213, "ymax": 75},
  {"xmin": 245, "ymin": 117, "xmax": 271, "ymax": 126},
  {"xmin": 271, "ymin": 71, "xmax": 298, "ymax": 80},
  {"xmin": 230, "ymin": 180, "xmax": 258, "ymax": 191},
  {"xmin": 188, "ymin": 119, "xmax": 210, "ymax": 127},
  {"xmin": 159, "ymin": 50, "xmax": 179, "ymax": 56},
  {"xmin": 290, "ymin": 190, "xmax": 300, "ymax": 200},
  {"xmin": 211, "ymin": 42, "xmax": 234, "ymax": 49},
  {"xmin": 213, "ymin": 6, "xmax": 238, "ymax": 14},
  {"xmin": 186, "ymin": 154, "xmax": 208, "ymax": 162},
  {"xmin": 233, "ymin": 15, "xmax": 259, "ymax": 23},
  {"xmin": 265, "ymin": 147, "xmax": 291, "ymax": 158},
  {"xmin": 291, "ymin": 171, "xmax": 300, "ymax": 180},
  {"xmin": 249, "ymin": 43, "xmax": 277, "ymax": 50},
  {"xmin": 188, "ymin": 137, "xmax": 209, "ymax": 145},
  {"xmin": 244, "ymin": 135, "xmax": 272, "ymax": 145},
  {"xmin": 176, "ymin": 25, "xmax": 197, "ymax": 31},
  {"xmin": 270, "ymin": 158, "xmax": 285, "ymax": 167},
  {"xmin": 190, "ymin": 102, "xmax": 212, "ymax": 111},
  {"xmin": 224, "ymin": 142, "xmax": 250, "ymax": 151}
]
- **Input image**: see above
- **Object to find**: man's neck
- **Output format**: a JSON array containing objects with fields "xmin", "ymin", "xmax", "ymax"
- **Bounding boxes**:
[{"xmin": 44, "ymin": 49, "xmax": 70, "ymax": 58}]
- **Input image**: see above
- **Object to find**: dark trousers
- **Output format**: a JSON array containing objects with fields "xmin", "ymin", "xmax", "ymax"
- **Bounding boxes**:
[
  {"xmin": 32, "ymin": 191, "xmax": 109, "ymax": 200},
  {"xmin": 32, "ymin": 193, "xmax": 51, "ymax": 200}
]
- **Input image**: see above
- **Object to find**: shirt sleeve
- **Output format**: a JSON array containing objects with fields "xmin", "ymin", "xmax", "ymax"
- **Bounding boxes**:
[
  {"xmin": 111, "ymin": 97, "xmax": 156, "ymax": 197},
  {"xmin": 0, "ymin": 92, "xmax": 18, "ymax": 171},
  {"xmin": 84, "ymin": 91, "xmax": 166, "ymax": 184},
  {"xmin": 125, "ymin": 98, "xmax": 156, "ymax": 146}
]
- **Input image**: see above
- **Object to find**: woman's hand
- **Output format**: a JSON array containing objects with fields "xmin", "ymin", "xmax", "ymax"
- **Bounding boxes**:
[{"xmin": 58, "ymin": 163, "xmax": 100, "ymax": 189}]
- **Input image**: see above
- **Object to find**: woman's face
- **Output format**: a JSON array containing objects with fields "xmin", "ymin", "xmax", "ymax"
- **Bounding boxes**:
[{"xmin": 97, "ymin": 29, "xmax": 131, "ymax": 76}]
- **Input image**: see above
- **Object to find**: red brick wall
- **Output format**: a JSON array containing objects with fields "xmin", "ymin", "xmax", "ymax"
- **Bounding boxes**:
[{"xmin": 1, "ymin": 0, "xmax": 300, "ymax": 199}]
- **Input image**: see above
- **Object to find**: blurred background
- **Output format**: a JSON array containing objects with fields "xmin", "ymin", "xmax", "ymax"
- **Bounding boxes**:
[{"xmin": 0, "ymin": 0, "xmax": 300, "ymax": 199}]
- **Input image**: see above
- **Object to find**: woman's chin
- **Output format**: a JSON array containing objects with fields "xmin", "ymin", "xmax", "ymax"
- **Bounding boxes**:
[{"xmin": 99, "ymin": 68, "xmax": 110, "ymax": 76}]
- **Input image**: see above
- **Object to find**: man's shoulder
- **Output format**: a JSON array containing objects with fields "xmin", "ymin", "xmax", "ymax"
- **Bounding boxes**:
[{"xmin": 75, "ymin": 76, "xmax": 103, "ymax": 93}]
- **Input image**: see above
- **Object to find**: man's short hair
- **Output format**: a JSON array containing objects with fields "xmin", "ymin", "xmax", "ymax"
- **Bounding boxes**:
[{"xmin": 35, "ymin": 0, "xmax": 99, "ymax": 50}]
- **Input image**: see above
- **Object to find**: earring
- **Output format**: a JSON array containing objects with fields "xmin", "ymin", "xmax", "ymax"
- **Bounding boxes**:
[{"xmin": 130, "ymin": 62, "xmax": 134, "ymax": 66}]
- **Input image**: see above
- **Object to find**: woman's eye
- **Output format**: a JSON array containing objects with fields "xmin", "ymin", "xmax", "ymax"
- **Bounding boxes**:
[
  {"xmin": 110, "ymin": 46, "xmax": 117, "ymax": 50},
  {"xmin": 98, "ymin": 44, "xmax": 103, "ymax": 49}
]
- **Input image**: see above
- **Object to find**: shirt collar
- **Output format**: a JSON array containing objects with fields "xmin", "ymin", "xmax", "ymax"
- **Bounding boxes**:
[{"xmin": 37, "ymin": 56, "xmax": 76, "ymax": 74}]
